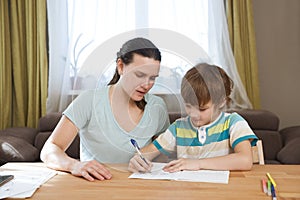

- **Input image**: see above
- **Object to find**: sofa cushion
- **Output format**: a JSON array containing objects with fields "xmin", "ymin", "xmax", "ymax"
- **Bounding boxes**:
[
  {"xmin": 34, "ymin": 131, "xmax": 52, "ymax": 152},
  {"xmin": 0, "ymin": 159, "xmax": 7, "ymax": 166},
  {"xmin": 277, "ymin": 137, "xmax": 300, "ymax": 164},
  {"xmin": 232, "ymin": 109, "xmax": 279, "ymax": 131},
  {"xmin": 35, "ymin": 131, "xmax": 80, "ymax": 160},
  {"xmin": 38, "ymin": 112, "xmax": 62, "ymax": 132},
  {"xmin": 264, "ymin": 159, "xmax": 281, "ymax": 164},
  {"xmin": 0, "ymin": 136, "xmax": 39, "ymax": 161},
  {"xmin": 168, "ymin": 112, "xmax": 186, "ymax": 124}
]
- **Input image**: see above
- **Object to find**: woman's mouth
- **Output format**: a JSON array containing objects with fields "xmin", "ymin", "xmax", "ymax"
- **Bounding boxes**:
[{"xmin": 136, "ymin": 90, "xmax": 146, "ymax": 96}]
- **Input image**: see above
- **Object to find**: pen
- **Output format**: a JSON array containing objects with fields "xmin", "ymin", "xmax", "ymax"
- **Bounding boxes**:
[
  {"xmin": 130, "ymin": 139, "xmax": 149, "ymax": 165},
  {"xmin": 271, "ymin": 184, "xmax": 277, "ymax": 200},
  {"xmin": 266, "ymin": 172, "xmax": 277, "ymax": 187}
]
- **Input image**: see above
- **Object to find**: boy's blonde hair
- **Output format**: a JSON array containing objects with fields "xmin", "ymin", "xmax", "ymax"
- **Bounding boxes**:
[{"xmin": 181, "ymin": 63, "xmax": 233, "ymax": 108}]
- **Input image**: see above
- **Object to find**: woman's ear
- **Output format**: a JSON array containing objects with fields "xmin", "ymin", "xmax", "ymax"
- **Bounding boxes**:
[{"xmin": 116, "ymin": 58, "xmax": 124, "ymax": 75}]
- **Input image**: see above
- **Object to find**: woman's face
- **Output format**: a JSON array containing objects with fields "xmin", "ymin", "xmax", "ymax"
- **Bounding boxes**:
[{"xmin": 118, "ymin": 53, "xmax": 160, "ymax": 102}]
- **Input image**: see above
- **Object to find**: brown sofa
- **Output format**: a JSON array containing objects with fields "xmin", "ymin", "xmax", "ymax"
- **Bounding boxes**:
[{"xmin": 1, "ymin": 109, "xmax": 300, "ymax": 165}]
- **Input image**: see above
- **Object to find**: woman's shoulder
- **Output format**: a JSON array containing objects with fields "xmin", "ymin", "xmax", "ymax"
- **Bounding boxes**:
[{"xmin": 77, "ymin": 87, "xmax": 108, "ymax": 98}]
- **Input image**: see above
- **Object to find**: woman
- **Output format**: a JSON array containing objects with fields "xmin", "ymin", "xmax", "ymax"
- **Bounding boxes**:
[{"xmin": 41, "ymin": 38, "xmax": 170, "ymax": 181}]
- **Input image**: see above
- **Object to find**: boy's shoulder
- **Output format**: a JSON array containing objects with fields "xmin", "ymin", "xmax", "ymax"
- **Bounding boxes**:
[
  {"xmin": 171, "ymin": 116, "xmax": 190, "ymax": 127},
  {"xmin": 223, "ymin": 112, "xmax": 247, "ymax": 125},
  {"xmin": 224, "ymin": 111, "xmax": 244, "ymax": 118}
]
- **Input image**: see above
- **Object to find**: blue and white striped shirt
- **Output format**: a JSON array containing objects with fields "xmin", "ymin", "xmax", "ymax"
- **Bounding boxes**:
[{"xmin": 153, "ymin": 112, "xmax": 258, "ymax": 159}]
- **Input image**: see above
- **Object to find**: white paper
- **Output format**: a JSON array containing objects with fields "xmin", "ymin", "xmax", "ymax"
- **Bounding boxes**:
[
  {"xmin": 129, "ymin": 162, "xmax": 230, "ymax": 184},
  {"xmin": 0, "ymin": 164, "xmax": 57, "ymax": 199}
]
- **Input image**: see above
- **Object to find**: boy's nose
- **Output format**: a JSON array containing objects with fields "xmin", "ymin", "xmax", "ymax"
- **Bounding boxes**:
[{"xmin": 190, "ymin": 110, "xmax": 201, "ymax": 118}]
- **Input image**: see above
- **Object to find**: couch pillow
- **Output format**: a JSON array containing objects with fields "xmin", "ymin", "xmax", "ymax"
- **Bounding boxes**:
[
  {"xmin": 279, "ymin": 126, "xmax": 300, "ymax": 146},
  {"xmin": 277, "ymin": 138, "xmax": 300, "ymax": 164},
  {"xmin": 0, "ymin": 136, "xmax": 39, "ymax": 162}
]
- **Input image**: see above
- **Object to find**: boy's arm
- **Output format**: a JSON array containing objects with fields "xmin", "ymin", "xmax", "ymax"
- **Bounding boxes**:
[
  {"xmin": 128, "ymin": 143, "xmax": 161, "ymax": 173},
  {"xmin": 163, "ymin": 140, "xmax": 253, "ymax": 172},
  {"xmin": 198, "ymin": 140, "xmax": 253, "ymax": 170},
  {"xmin": 141, "ymin": 143, "xmax": 161, "ymax": 160}
]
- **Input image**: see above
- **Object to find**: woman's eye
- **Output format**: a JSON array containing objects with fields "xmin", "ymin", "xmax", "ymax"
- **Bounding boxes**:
[
  {"xmin": 135, "ymin": 73, "xmax": 144, "ymax": 78},
  {"xmin": 150, "ymin": 76, "xmax": 157, "ymax": 81}
]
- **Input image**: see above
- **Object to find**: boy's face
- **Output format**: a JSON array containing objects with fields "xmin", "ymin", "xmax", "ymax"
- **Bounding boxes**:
[{"xmin": 184, "ymin": 101, "xmax": 220, "ymax": 127}]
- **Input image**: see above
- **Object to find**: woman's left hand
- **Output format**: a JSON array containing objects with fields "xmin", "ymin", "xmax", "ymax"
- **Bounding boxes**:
[{"xmin": 163, "ymin": 158, "xmax": 201, "ymax": 172}]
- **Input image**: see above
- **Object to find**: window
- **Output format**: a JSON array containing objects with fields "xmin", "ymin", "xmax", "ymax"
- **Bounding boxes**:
[
  {"xmin": 47, "ymin": 0, "xmax": 252, "ymax": 112},
  {"xmin": 66, "ymin": 0, "xmax": 208, "ymax": 94}
]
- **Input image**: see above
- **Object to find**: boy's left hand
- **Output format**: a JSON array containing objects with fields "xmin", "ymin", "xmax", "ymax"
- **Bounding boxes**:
[{"xmin": 163, "ymin": 158, "xmax": 200, "ymax": 172}]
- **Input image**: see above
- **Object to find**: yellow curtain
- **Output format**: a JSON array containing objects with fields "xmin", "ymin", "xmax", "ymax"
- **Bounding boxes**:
[
  {"xmin": 226, "ymin": 0, "xmax": 261, "ymax": 109},
  {"xmin": 0, "ymin": 0, "xmax": 48, "ymax": 129},
  {"xmin": 0, "ymin": 0, "xmax": 12, "ymax": 129}
]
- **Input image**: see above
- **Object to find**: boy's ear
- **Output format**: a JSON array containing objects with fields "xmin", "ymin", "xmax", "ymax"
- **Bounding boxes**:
[
  {"xmin": 117, "ymin": 58, "xmax": 124, "ymax": 75},
  {"xmin": 218, "ymin": 99, "xmax": 226, "ymax": 109}
]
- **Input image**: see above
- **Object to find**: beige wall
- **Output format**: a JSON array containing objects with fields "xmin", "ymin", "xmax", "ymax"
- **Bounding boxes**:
[{"xmin": 252, "ymin": 0, "xmax": 300, "ymax": 129}]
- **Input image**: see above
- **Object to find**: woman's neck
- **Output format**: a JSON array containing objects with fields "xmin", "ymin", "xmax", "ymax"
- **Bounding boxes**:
[
  {"xmin": 109, "ymin": 84, "xmax": 136, "ymax": 107},
  {"xmin": 108, "ymin": 84, "xmax": 143, "ymax": 132}
]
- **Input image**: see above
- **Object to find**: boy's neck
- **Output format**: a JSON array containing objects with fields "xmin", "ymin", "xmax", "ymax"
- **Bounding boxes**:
[{"xmin": 191, "ymin": 111, "xmax": 223, "ymax": 129}]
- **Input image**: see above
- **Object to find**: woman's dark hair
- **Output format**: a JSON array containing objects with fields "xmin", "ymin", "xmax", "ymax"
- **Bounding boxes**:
[
  {"xmin": 181, "ymin": 63, "xmax": 233, "ymax": 109},
  {"xmin": 108, "ymin": 37, "xmax": 161, "ymax": 110}
]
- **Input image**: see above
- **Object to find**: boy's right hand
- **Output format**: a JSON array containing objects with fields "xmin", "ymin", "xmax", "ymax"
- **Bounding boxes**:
[{"xmin": 128, "ymin": 154, "xmax": 152, "ymax": 173}]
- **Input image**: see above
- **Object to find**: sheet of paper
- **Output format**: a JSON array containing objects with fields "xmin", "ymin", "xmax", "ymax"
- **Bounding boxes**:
[
  {"xmin": 129, "ymin": 162, "xmax": 230, "ymax": 184},
  {"xmin": 0, "ymin": 164, "xmax": 57, "ymax": 199},
  {"xmin": 0, "ymin": 181, "xmax": 38, "ymax": 199}
]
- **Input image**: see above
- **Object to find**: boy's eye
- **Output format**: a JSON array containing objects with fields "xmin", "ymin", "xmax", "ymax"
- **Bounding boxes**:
[
  {"xmin": 185, "ymin": 104, "xmax": 192, "ymax": 109},
  {"xmin": 199, "ymin": 108, "xmax": 207, "ymax": 112}
]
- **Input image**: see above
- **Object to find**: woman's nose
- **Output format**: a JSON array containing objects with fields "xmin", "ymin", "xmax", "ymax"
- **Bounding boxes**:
[{"xmin": 141, "ymin": 78, "xmax": 154, "ymax": 88}]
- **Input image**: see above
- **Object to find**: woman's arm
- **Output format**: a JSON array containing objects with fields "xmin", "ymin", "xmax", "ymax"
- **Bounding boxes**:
[
  {"xmin": 163, "ymin": 140, "xmax": 253, "ymax": 172},
  {"xmin": 40, "ymin": 116, "xmax": 112, "ymax": 181}
]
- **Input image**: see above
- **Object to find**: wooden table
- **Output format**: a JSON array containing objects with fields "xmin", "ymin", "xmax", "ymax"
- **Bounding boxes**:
[{"xmin": 1, "ymin": 163, "xmax": 300, "ymax": 200}]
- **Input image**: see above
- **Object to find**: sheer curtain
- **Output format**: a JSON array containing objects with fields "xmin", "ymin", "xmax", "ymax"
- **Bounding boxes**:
[{"xmin": 46, "ymin": 0, "xmax": 252, "ymax": 113}]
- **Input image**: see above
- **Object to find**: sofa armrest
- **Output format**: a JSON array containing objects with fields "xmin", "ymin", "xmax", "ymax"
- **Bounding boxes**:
[{"xmin": 0, "ymin": 135, "xmax": 39, "ymax": 162}]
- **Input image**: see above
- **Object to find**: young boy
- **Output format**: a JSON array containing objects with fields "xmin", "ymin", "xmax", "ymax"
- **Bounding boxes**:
[{"xmin": 128, "ymin": 63, "xmax": 258, "ymax": 173}]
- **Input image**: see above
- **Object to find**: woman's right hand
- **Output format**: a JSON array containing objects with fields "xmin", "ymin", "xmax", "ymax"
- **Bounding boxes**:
[
  {"xmin": 128, "ymin": 154, "xmax": 152, "ymax": 173},
  {"xmin": 71, "ymin": 160, "xmax": 112, "ymax": 181}
]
